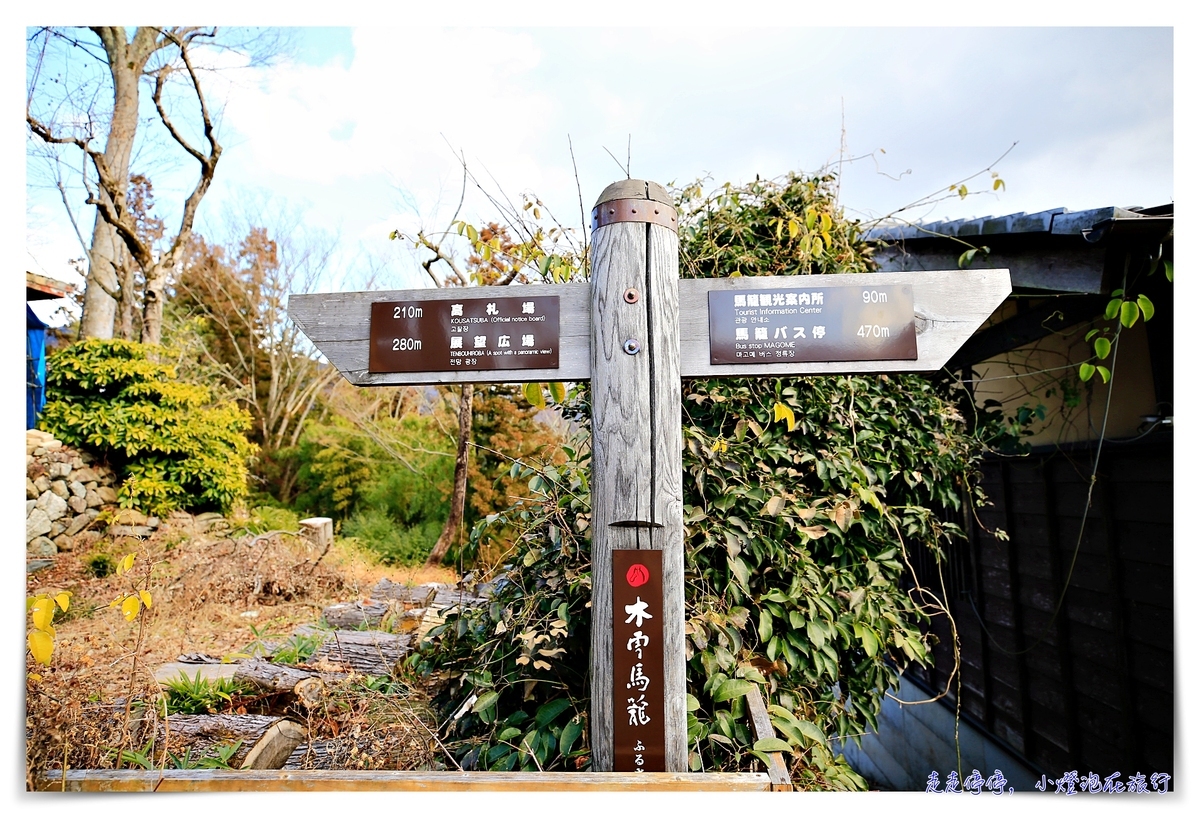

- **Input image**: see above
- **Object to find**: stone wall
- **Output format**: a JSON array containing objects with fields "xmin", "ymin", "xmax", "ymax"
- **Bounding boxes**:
[{"xmin": 25, "ymin": 429, "xmax": 159, "ymax": 558}]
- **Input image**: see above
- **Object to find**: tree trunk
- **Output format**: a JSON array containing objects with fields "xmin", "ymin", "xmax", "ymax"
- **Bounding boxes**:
[
  {"xmin": 79, "ymin": 28, "xmax": 157, "ymax": 341},
  {"xmin": 141, "ymin": 264, "xmax": 166, "ymax": 345},
  {"xmin": 425, "ymin": 383, "xmax": 474, "ymax": 567},
  {"xmin": 80, "ymin": 220, "xmax": 122, "ymax": 340},
  {"xmin": 116, "ymin": 247, "xmax": 138, "ymax": 341}
]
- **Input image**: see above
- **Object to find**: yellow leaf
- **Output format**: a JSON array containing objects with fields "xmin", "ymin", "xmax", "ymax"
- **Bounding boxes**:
[
  {"xmin": 139, "ymin": 590, "xmax": 153, "ymax": 609},
  {"xmin": 54, "ymin": 592, "xmax": 72, "ymax": 612},
  {"xmin": 29, "ymin": 630, "xmax": 54, "ymax": 666},
  {"xmin": 787, "ymin": 219, "xmax": 800, "ymax": 239},
  {"xmin": 772, "ymin": 401, "xmax": 796, "ymax": 432},
  {"xmin": 820, "ymin": 212, "xmax": 832, "ymax": 232},
  {"xmin": 30, "ymin": 599, "xmax": 55, "ymax": 632},
  {"xmin": 533, "ymin": 660, "xmax": 552, "ymax": 670},
  {"xmin": 117, "ymin": 553, "xmax": 136, "ymax": 575},
  {"xmin": 121, "ymin": 596, "xmax": 141, "ymax": 621},
  {"xmin": 523, "ymin": 381, "xmax": 546, "ymax": 410}
]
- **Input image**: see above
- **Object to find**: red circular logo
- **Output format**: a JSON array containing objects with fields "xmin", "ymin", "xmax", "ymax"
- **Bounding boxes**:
[{"xmin": 626, "ymin": 563, "xmax": 650, "ymax": 588}]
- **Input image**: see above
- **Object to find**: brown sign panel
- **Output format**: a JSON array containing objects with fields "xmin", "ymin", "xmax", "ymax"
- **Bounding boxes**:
[
  {"xmin": 369, "ymin": 295, "xmax": 560, "ymax": 373},
  {"xmin": 612, "ymin": 549, "xmax": 665, "ymax": 772},
  {"xmin": 707, "ymin": 284, "xmax": 917, "ymax": 365}
]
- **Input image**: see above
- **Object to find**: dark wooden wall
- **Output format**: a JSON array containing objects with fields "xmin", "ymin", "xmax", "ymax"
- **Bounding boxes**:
[{"xmin": 906, "ymin": 435, "xmax": 1173, "ymax": 780}]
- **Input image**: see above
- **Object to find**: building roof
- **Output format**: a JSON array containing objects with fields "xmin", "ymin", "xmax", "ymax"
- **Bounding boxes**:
[
  {"xmin": 863, "ymin": 203, "xmax": 1173, "ymax": 245},
  {"xmin": 26, "ymin": 271, "xmax": 75, "ymax": 302}
]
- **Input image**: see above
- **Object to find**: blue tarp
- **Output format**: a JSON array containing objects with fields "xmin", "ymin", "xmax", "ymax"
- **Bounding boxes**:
[{"xmin": 27, "ymin": 305, "xmax": 47, "ymax": 429}]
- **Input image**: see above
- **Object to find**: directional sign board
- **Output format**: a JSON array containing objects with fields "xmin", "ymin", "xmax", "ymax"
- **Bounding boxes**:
[
  {"xmin": 369, "ymin": 295, "xmax": 560, "ymax": 373},
  {"xmin": 707, "ymin": 283, "xmax": 917, "ymax": 364},
  {"xmin": 290, "ymin": 270, "xmax": 1010, "ymax": 387}
]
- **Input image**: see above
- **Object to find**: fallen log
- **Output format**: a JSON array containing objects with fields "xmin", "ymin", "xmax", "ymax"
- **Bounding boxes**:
[
  {"xmin": 293, "ymin": 625, "xmax": 412, "ymax": 676},
  {"xmin": 321, "ymin": 600, "xmax": 389, "ymax": 629},
  {"xmin": 159, "ymin": 714, "xmax": 306, "ymax": 770},
  {"xmin": 370, "ymin": 579, "xmax": 437, "ymax": 607},
  {"xmin": 233, "ymin": 658, "xmax": 331, "ymax": 707},
  {"xmin": 282, "ymin": 740, "xmax": 338, "ymax": 770}
]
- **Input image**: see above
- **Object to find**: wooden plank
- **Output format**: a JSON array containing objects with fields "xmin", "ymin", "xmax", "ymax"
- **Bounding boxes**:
[
  {"xmin": 40, "ymin": 769, "xmax": 773, "ymax": 792},
  {"xmin": 676, "ymin": 269, "xmax": 1009, "ymax": 378},
  {"xmin": 288, "ymin": 282, "xmax": 591, "ymax": 386},
  {"xmin": 744, "ymin": 686, "xmax": 792, "ymax": 790}
]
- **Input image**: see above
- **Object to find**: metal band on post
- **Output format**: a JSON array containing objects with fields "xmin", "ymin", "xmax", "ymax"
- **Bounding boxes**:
[{"xmin": 591, "ymin": 199, "xmax": 678, "ymax": 232}]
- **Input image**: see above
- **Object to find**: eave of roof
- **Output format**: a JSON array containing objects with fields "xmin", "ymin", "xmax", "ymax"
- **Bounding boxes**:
[
  {"xmin": 863, "ymin": 204, "xmax": 1173, "ymax": 244},
  {"xmin": 26, "ymin": 271, "xmax": 75, "ymax": 301}
]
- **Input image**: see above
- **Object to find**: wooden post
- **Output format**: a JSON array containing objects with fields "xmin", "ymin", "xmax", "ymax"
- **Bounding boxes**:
[{"xmin": 589, "ymin": 180, "xmax": 686, "ymax": 772}]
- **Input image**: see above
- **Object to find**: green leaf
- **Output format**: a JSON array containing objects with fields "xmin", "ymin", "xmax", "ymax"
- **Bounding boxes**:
[
  {"xmin": 1093, "ymin": 337, "xmax": 1111, "ymax": 359},
  {"xmin": 534, "ymin": 698, "xmax": 571, "ymax": 728},
  {"xmin": 859, "ymin": 626, "xmax": 879, "ymax": 658},
  {"xmin": 758, "ymin": 609, "xmax": 773, "ymax": 643},
  {"xmin": 1137, "ymin": 294, "xmax": 1155, "ymax": 322},
  {"xmin": 713, "ymin": 678, "xmax": 755, "ymax": 702},
  {"xmin": 1164, "ymin": 260, "xmax": 1173, "ymax": 282},
  {"xmin": 497, "ymin": 726, "xmax": 522, "ymax": 742},
  {"xmin": 472, "ymin": 690, "xmax": 500, "ymax": 713},
  {"xmin": 559, "ymin": 718, "xmax": 583, "ymax": 756},
  {"xmin": 957, "ymin": 248, "xmax": 977, "ymax": 269},
  {"xmin": 1120, "ymin": 300, "xmax": 1139, "ymax": 328},
  {"xmin": 753, "ymin": 737, "xmax": 793, "ymax": 753},
  {"xmin": 1105, "ymin": 299, "xmax": 1121, "ymax": 320},
  {"xmin": 548, "ymin": 381, "xmax": 567, "ymax": 404},
  {"xmin": 1078, "ymin": 362, "xmax": 1095, "ymax": 382},
  {"xmin": 795, "ymin": 719, "xmax": 826, "ymax": 745},
  {"xmin": 686, "ymin": 694, "xmax": 701, "ymax": 712},
  {"xmin": 1096, "ymin": 365, "xmax": 1111, "ymax": 384},
  {"xmin": 728, "ymin": 556, "xmax": 750, "ymax": 591}
]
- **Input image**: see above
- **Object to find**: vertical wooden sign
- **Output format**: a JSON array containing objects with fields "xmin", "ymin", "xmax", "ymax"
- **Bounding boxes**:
[
  {"xmin": 612, "ymin": 550, "xmax": 665, "ymax": 772},
  {"xmin": 588, "ymin": 180, "xmax": 687, "ymax": 772}
]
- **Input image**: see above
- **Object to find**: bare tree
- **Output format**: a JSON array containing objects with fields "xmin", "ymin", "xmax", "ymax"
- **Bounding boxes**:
[
  {"xmin": 170, "ymin": 211, "xmax": 346, "ymax": 501},
  {"xmin": 26, "ymin": 27, "xmax": 277, "ymax": 343}
]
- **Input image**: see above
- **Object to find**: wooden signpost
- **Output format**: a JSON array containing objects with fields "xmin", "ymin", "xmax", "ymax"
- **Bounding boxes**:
[{"xmin": 288, "ymin": 179, "xmax": 1010, "ymax": 776}]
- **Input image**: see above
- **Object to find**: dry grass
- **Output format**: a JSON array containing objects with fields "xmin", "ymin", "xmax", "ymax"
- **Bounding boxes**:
[{"xmin": 25, "ymin": 512, "xmax": 459, "ymax": 790}]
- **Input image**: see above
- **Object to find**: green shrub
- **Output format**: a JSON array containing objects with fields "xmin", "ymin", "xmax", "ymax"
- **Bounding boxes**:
[
  {"xmin": 161, "ymin": 671, "xmax": 249, "ymax": 715},
  {"xmin": 342, "ymin": 507, "xmax": 441, "ymax": 566},
  {"xmin": 85, "ymin": 553, "xmax": 115, "ymax": 578},
  {"xmin": 40, "ymin": 339, "xmax": 255, "ymax": 516},
  {"xmin": 241, "ymin": 505, "xmax": 301, "ymax": 535}
]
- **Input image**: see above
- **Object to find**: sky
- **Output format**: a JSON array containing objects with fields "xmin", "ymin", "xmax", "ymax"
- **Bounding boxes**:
[
  {"xmin": 6, "ymin": 5, "xmax": 1195, "ymax": 814},
  {"xmin": 21, "ymin": 21, "xmax": 1175, "ymax": 321}
]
